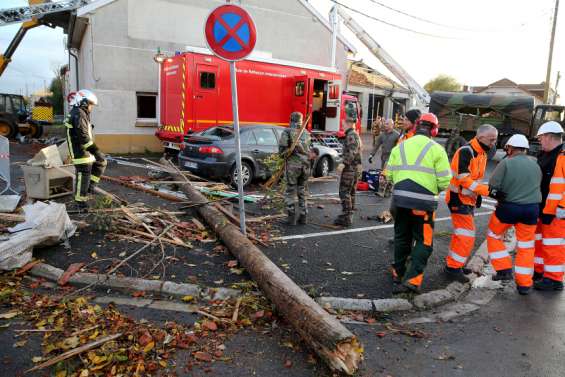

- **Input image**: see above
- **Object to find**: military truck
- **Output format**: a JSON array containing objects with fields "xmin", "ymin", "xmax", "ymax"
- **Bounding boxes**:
[
  {"xmin": 0, "ymin": 93, "xmax": 46, "ymax": 139},
  {"xmin": 430, "ymin": 91, "xmax": 565, "ymax": 156}
]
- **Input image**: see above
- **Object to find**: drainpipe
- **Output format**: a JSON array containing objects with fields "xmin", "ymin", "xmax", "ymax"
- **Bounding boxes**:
[{"xmin": 69, "ymin": 49, "xmax": 79, "ymax": 90}]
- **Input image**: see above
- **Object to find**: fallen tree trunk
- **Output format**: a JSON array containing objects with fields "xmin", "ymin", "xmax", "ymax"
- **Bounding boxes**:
[{"xmin": 174, "ymin": 173, "xmax": 362, "ymax": 374}]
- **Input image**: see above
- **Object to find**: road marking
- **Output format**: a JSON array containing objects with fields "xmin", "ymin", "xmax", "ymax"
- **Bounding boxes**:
[{"xmin": 275, "ymin": 211, "xmax": 493, "ymax": 241}]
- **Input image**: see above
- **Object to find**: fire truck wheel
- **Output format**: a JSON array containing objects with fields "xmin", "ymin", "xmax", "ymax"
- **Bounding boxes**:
[
  {"xmin": 314, "ymin": 156, "xmax": 331, "ymax": 178},
  {"xmin": 0, "ymin": 119, "xmax": 17, "ymax": 139},
  {"xmin": 230, "ymin": 161, "xmax": 253, "ymax": 188}
]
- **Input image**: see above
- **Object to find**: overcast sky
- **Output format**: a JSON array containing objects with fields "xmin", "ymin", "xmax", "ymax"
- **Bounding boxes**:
[{"xmin": 0, "ymin": 0, "xmax": 562, "ymax": 103}]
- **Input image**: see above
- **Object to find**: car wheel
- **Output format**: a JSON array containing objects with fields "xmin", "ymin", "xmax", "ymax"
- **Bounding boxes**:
[
  {"xmin": 231, "ymin": 161, "xmax": 253, "ymax": 188},
  {"xmin": 314, "ymin": 156, "xmax": 330, "ymax": 177}
]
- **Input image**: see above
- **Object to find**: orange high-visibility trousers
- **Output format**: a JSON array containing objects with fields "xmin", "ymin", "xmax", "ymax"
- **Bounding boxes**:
[
  {"xmin": 487, "ymin": 214, "xmax": 536, "ymax": 287},
  {"xmin": 446, "ymin": 213, "xmax": 476, "ymax": 268},
  {"xmin": 534, "ymin": 218, "xmax": 565, "ymax": 282}
]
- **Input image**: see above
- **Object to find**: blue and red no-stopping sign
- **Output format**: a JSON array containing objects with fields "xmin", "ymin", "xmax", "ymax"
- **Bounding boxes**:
[{"xmin": 205, "ymin": 4, "xmax": 257, "ymax": 61}]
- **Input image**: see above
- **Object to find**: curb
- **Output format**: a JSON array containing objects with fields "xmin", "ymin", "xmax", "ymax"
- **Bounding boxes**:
[
  {"xmin": 316, "ymin": 239, "xmax": 490, "ymax": 313},
  {"xmin": 29, "ymin": 263, "xmax": 241, "ymax": 301},
  {"xmin": 29, "ymin": 240, "xmax": 491, "ymax": 314}
]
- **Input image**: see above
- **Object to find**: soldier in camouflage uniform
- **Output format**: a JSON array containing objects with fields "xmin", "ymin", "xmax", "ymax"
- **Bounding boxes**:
[
  {"xmin": 335, "ymin": 104, "xmax": 362, "ymax": 227},
  {"xmin": 279, "ymin": 112, "xmax": 312, "ymax": 225}
]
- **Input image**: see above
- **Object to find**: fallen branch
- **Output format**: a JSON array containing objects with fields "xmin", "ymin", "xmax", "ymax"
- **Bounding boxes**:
[
  {"xmin": 24, "ymin": 333, "xmax": 123, "ymax": 373},
  {"xmin": 173, "ymin": 169, "xmax": 363, "ymax": 375},
  {"xmin": 102, "ymin": 176, "xmax": 184, "ymax": 202},
  {"xmin": 232, "ymin": 297, "xmax": 242, "ymax": 323}
]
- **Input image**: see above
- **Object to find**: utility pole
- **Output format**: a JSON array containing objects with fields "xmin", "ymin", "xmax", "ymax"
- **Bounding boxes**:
[
  {"xmin": 553, "ymin": 71, "xmax": 561, "ymax": 104},
  {"xmin": 544, "ymin": 0, "xmax": 559, "ymax": 103}
]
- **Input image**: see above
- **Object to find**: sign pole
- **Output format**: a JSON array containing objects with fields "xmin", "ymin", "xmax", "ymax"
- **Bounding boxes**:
[{"xmin": 229, "ymin": 61, "xmax": 246, "ymax": 235}]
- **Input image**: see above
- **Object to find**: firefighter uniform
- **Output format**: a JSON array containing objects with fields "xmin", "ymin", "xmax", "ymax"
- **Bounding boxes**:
[
  {"xmin": 445, "ymin": 138, "xmax": 490, "ymax": 271},
  {"xmin": 65, "ymin": 105, "xmax": 106, "ymax": 205},
  {"xmin": 386, "ymin": 115, "xmax": 451, "ymax": 292},
  {"xmin": 534, "ymin": 143, "xmax": 565, "ymax": 289}
]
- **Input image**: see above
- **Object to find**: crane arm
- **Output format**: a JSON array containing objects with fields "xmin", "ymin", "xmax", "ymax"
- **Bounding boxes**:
[
  {"xmin": 336, "ymin": 6, "xmax": 430, "ymax": 106},
  {"xmin": 0, "ymin": 0, "xmax": 89, "ymax": 78}
]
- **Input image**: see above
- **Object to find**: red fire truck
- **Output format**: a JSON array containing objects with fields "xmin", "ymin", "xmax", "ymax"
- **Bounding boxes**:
[{"xmin": 155, "ymin": 49, "xmax": 361, "ymax": 153}]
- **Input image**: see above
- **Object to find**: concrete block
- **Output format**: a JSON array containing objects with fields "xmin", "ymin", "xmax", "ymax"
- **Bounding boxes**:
[
  {"xmin": 446, "ymin": 281, "xmax": 469, "ymax": 298},
  {"xmin": 205, "ymin": 287, "xmax": 241, "ymax": 300},
  {"xmin": 30, "ymin": 263, "xmax": 64, "ymax": 280},
  {"xmin": 161, "ymin": 281, "xmax": 201, "ymax": 298},
  {"xmin": 436, "ymin": 303, "xmax": 479, "ymax": 321},
  {"xmin": 372, "ymin": 298, "xmax": 413, "ymax": 312},
  {"xmin": 316, "ymin": 297, "xmax": 374, "ymax": 311},
  {"xmin": 413, "ymin": 289, "xmax": 454, "ymax": 309},
  {"xmin": 464, "ymin": 289, "xmax": 497, "ymax": 306}
]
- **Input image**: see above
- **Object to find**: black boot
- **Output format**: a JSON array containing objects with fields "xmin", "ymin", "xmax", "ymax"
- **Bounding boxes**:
[
  {"xmin": 533, "ymin": 271, "xmax": 544, "ymax": 282},
  {"xmin": 534, "ymin": 277, "xmax": 564, "ymax": 291},
  {"xmin": 393, "ymin": 282, "xmax": 420, "ymax": 295},
  {"xmin": 334, "ymin": 214, "xmax": 352, "ymax": 227},
  {"xmin": 298, "ymin": 214, "xmax": 307, "ymax": 225},
  {"xmin": 492, "ymin": 269, "xmax": 513, "ymax": 281},
  {"xmin": 287, "ymin": 211, "xmax": 297, "ymax": 226},
  {"xmin": 444, "ymin": 266, "xmax": 470, "ymax": 283},
  {"xmin": 517, "ymin": 285, "xmax": 531, "ymax": 295}
]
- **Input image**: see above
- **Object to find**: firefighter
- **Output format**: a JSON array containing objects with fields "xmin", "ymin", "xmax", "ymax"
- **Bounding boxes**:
[
  {"xmin": 279, "ymin": 112, "xmax": 311, "ymax": 225},
  {"xmin": 486, "ymin": 135, "xmax": 541, "ymax": 295},
  {"xmin": 386, "ymin": 113, "xmax": 451, "ymax": 294},
  {"xmin": 533, "ymin": 121, "xmax": 565, "ymax": 291},
  {"xmin": 397, "ymin": 109, "xmax": 422, "ymax": 144},
  {"xmin": 334, "ymin": 103, "xmax": 362, "ymax": 227},
  {"xmin": 65, "ymin": 89, "xmax": 107, "ymax": 210},
  {"xmin": 444, "ymin": 124, "xmax": 499, "ymax": 283}
]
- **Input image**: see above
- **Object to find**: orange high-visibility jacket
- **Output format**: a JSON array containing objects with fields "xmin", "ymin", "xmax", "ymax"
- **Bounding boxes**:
[
  {"xmin": 543, "ymin": 147, "xmax": 565, "ymax": 215},
  {"xmin": 446, "ymin": 138, "xmax": 489, "ymax": 206},
  {"xmin": 397, "ymin": 129, "xmax": 415, "ymax": 145}
]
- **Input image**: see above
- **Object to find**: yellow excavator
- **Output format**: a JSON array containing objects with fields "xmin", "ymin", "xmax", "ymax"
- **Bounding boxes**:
[{"xmin": 0, "ymin": 0, "xmax": 89, "ymax": 138}]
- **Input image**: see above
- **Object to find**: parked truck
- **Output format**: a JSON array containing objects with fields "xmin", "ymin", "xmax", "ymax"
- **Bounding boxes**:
[
  {"xmin": 155, "ymin": 49, "xmax": 361, "ymax": 155},
  {"xmin": 430, "ymin": 91, "xmax": 565, "ymax": 155}
]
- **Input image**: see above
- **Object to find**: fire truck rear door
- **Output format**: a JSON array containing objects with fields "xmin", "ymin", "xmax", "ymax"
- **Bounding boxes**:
[
  {"xmin": 325, "ymin": 80, "xmax": 341, "ymax": 132},
  {"xmin": 292, "ymin": 76, "xmax": 313, "ymax": 128},
  {"xmin": 194, "ymin": 64, "xmax": 219, "ymax": 130}
]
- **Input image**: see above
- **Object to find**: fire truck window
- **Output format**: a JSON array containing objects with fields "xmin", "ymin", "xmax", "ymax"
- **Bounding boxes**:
[
  {"xmin": 295, "ymin": 82, "xmax": 305, "ymax": 97},
  {"xmin": 136, "ymin": 92, "xmax": 157, "ymax": 120},
  {"xmin": 253, "ymin": 128, "xmax": 277, "ymax": 146},
  {"xmin": 200, "ymin": 72, "xmax": 216, "ymax": 89}
]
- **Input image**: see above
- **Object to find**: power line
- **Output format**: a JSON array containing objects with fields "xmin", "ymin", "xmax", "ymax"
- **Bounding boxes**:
[
  {"xmin": 329, "ymin": 0, "xmax": 460, "ymax": 39},
  {"xmin": 365, "ymin": 0, "xmax": 471, "ymax": 31}
]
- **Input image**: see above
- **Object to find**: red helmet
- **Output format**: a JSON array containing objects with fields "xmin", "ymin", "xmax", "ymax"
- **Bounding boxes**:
[{"xmin": 417, "ymin": 113, "xmax": 439, "ymax": 137}]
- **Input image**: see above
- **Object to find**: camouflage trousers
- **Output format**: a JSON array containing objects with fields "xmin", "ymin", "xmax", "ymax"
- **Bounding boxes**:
[
  {"xmin": 285, "ymin": 162, "xmax": 310, "ymax": 215},
  {"xmin": 339, "ymin": 166, "xmax": 359, "ymax": 216}
]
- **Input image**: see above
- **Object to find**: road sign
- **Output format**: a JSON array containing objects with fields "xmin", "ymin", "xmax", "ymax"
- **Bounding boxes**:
[
  {"xmin": 204, "ymin": 4, "xmax": 257, "ymax": 235},
  {"xmin": 205, "ymin": 4, "xmax": 257, "ymax": 62}
]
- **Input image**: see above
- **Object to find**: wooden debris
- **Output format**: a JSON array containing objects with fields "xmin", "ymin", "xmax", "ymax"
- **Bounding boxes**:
[{"xmin": 174, "ymin": 170, "xmax": 363, "ymax": 375}]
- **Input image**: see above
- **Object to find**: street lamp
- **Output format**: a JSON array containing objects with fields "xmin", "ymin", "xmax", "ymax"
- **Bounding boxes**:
[{"xmin": 153, "ymin": 48, "xmax": 166, "ymax": 127}]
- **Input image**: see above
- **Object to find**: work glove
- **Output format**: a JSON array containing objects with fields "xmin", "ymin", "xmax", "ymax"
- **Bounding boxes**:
[
  {"xmin": 368, "ymin": 155, "xmax": 373, "ymax": 164},
  {"xmin": 488, "ymin": 186, "xmax": 506, "ymax": 202},
  {"xmin": 541, "ymin": 213, "xmax": 555, "ymax": 225},
  {"xmin": 556, "ymin": 206, "xmax": 565, "ymax": 220},
  {"xmin": 475, "ymin": 195, "xmax": 482, "ymax": 209},
  {"xmin": 336, "ymin": 163, "xmax": 344, "ymax": 174},
  {"xmin": 86, "ymin": 144, "xmax": 100, "ymax": 154}
]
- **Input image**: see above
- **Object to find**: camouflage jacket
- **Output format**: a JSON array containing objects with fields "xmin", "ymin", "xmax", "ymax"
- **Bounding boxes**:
[
  {"xmin": 279, "ymin": 128, "xmax": 311, "ymax": 165},
  {"xmin": 342, "ymin": 128, "xmax": 362, "ymax": 167}
]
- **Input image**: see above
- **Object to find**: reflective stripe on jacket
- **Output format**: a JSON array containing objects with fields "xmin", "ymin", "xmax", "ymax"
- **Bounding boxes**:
[
  {"xmin": 387, "ymin": 134, "xmax": 452, "ymax": 211},
  {"xmin": 65, "ymin": 106, "xmax": 95, "ymax": 165},
  {"xmin": 543, "ymin": 147, "xmax": 565, "ymax": 215},
  {"xmin": 446, "ymin": 138, "xmax": 489, "ymax": 206}
]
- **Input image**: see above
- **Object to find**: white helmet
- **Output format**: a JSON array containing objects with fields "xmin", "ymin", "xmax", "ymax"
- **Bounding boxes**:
[
  {"xmin": 536, "ymin": 121, "xmax": 564, "ymax": 136},
  {"xmin": 74, "ymin": 89, "xmax": 99, "ymax": 107},
  {"xmin": 505, "ymin": 134, "xmax": 529, "ymax": 149}
]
